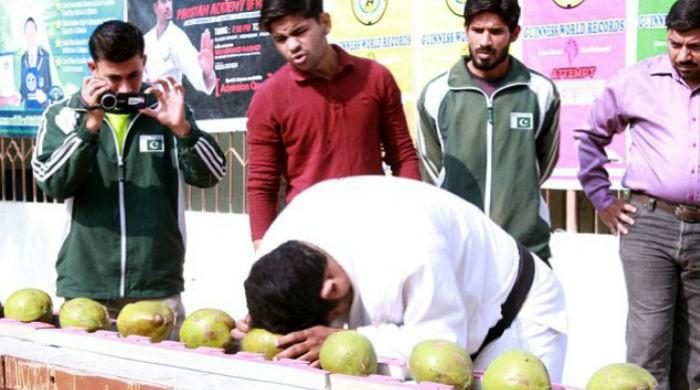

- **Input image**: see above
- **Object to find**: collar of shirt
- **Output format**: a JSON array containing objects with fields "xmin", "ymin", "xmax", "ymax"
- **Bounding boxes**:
[
  {"xmin": 288, "ymin": 44, "xmax": 356, "ymax": 83},
  {"xmin": 449, "ymin": 55, "xmax": 530, "ymax": 91},
  {"xmin": 649, "ymin": 53, "xmax": 696, "ymax": 90},
  {"xmin": 158, "ymin": 21, "xmax": 174, "ymax": 41}
]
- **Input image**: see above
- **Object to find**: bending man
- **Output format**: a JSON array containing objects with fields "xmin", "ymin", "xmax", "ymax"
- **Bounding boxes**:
[{"xmin": 240, "ymin": 176, "xmax": 567, "ymax": 380}]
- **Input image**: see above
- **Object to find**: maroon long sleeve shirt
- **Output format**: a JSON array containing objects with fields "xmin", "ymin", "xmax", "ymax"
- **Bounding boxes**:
[{"xmin": 246, "ymin": 45, "xmax": 421, "ymax": 240}]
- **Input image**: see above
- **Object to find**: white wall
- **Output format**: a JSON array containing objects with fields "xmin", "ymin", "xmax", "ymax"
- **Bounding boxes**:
[
  {"xmin": 0, "ymin": 202, "xmax": 255, "ymax": 319},
  {"xmin": 0, "ymin": 202, "xmax": 626, "ymax": 388},
  {"xmin": 550, "ymin": 231, "xmax": 626, "ymax": 387}
]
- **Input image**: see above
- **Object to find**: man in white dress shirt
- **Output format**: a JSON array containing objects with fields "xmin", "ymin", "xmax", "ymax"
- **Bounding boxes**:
[
  {"xmin": 240, "ymin": 176, "xmax": 567, "ymax": 381},
  {"xmin": 143, "ymin": 0, "xmax": 216, "ymax": 94}
]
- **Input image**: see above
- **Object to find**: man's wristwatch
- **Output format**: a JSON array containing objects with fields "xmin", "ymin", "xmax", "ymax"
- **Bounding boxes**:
[{"xmin": 80, "ymin": 96, "xmax": 101, "ymax": 111}]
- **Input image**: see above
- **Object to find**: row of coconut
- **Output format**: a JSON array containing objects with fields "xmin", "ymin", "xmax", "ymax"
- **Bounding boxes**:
[{"xmin": 1, "ymin": 288, "xmax": 658, "ymax": 389}]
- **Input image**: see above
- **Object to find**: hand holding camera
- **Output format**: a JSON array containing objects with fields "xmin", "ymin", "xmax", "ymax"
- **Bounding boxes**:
[
  {"xmin": 141, "ymin": 76, "xmax": 191, "ymax": 138},
  {"xmin": 81, "ymin": 75, "xmax": 112, "ymax": 133}
]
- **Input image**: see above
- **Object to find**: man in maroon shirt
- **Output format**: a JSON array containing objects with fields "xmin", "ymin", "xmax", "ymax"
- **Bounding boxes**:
[{"xmin": 246, "ymin": 0, "xmax": 421, "ymax": 248}]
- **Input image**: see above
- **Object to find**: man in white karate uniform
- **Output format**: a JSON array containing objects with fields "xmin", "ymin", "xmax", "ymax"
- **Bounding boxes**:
[
  {"xmin": 240, "ymin": 176, "xmax": 567, "ymax": 381},
  {"xmin": 143, "ymin": 0, "xmax": 216, "ymax": 95}
]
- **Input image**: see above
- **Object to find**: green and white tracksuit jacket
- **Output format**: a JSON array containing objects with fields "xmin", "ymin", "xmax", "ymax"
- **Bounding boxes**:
[
  {"xmin": 32, "ymin": 87, "xmax": 227, "ymax": 299},
  {"xmin": 417, "ymin": 56, "xmax": 560, "ymax": 260}
]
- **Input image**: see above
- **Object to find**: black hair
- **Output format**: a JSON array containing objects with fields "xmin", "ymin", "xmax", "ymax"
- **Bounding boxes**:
[
  {"xmin": 464, "ymin": 0, "xmax": 520, "ymax": 32},
  {"xmin": 666, "ymin": 0, "xmax": 700, "ymax": 32},
  {"xmin": 244, "ymin": 240, "xmax": 335, "ymax": 334},
  {"xmin": 88, "ymin": 20, "xmax": 144, "ymax": 62},
  {"xmin": 259, "ymin": 0, "xmax": 323, "ymax": 32},
  {"xmin": 24, "ymin": 17, "xmax": 37, "ymax": 32}
]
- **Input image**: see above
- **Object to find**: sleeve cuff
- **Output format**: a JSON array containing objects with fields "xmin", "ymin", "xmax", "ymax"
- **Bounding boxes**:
[
  {"xmin": 591, "ymin": 191, "xmax": 616, "ymax": 212},
  {"xmin": 75, "ymin": 126, "xmax": 99, "ymax": 143},
  {"xmin": 176, "ymin": 130, "xmax": 201, "ymax": 149}
]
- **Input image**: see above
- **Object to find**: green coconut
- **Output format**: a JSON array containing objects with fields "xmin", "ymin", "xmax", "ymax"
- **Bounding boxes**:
[
  {"xmin": 116, "ymin": 301, "xmax": 175, "ymax": 343},
  {"xmin": 319, "ymin": 330, "xmax": 377, "ymax": 376},
  {"xmin": 4, "ymin": 288, "xmax": 53, "ymax": 323},
  {"xmin": 481, "ymin": 350, "xmax": 551, "ymax": 390},
  {"xmin": 586, "ymin": 363, "xmax": 657, "ymax": 390},
  {"xmin": 240, "ymin": 328, "xmax": 282, "ymax": 360},
  {"xmin": 59, "ymin": 297, "xmax": 110, "ymax": 332},
  {"xmin": 409, "ymin": 339, "xmax": 473, "ymax": 390},
  {"xmin": 179, "ymin": 308, "xmax": 235, "ymax": 351}
]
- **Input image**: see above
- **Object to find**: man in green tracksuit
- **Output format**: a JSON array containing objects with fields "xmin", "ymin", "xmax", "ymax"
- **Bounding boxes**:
[
  {"xmin": 417, "ymin": 0, "xmax": 560, "ymax": 263},
  {"xmin": 31, "ymin": 21, "xmax": 227, "ymax": 320}
]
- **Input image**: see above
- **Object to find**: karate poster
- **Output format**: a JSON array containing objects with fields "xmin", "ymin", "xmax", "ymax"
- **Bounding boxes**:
[
  {"xmin": 0, "ymin": 0, "xmax": 124, "ymax": 137},
  {"xmin": 128, "ymin": 0, "xmax": 285, "ymax": 132},
  {"xmin": 521, "ymin": 0, "xmax": 628, "ymax": 189}
]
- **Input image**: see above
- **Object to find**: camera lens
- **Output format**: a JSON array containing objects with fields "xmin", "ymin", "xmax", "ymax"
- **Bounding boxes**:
[{"xmin": 100, "ymin": 92, "xmax": 118, "ymax": 111}]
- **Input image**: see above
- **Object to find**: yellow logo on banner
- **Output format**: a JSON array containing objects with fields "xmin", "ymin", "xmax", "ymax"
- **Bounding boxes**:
[
  {"xmin": 351, "ymin": 0, "xmax": 388, "ymax": 25},
  {"xmin": 447, "ymin": 0, "xmax": 466, "ymax": 16},
  {"xmin": 553, "ymin": 0, "xmax": 585, "ymax": 8}
]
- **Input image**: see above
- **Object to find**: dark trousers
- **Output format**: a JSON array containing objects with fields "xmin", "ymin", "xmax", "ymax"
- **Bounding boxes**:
[{"xmin": 620, "ymin": 198, "xmax": 700, "ymax": 390}]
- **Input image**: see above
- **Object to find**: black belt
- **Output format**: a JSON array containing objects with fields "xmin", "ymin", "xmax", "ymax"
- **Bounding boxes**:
[
  {"xmin": 630, "ymin": 192, "xmax": 700, "ymax": 223},
  {"xmin": 471, "ymin": 243, "xmax": 535, "ymax": 361}
]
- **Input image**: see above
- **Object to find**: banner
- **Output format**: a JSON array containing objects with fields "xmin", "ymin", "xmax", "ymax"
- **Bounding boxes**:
[
  {"xmin": 414, "ymin": 1, "xmax": 466, "ymax": 89},
  {"xmin": 637, "ymin": 0, "xmax": 674, "ymax": 61},
  {"xmin": 127, "ymin": 0, "xmax": 285, "ymax": 132},
  {"xmin": 521, "ymin": 0, "xmax": 628, "ymax": 189},
  {"xmin": 326, "ymin": 0, "xmax": 415, "ymax": 130},
  {"xmin": 0, "ymin": 0, "xmax": 124, "ymax": 137}
]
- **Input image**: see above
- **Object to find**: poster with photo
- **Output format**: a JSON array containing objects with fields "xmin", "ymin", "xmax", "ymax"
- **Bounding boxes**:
[
  {"xmin": 0, "ymin": 0, "xmax": 124, "ymax": 137},
  {"xmin": 127, "ymin": 0, "xmax": 285, "ymax": 132}
]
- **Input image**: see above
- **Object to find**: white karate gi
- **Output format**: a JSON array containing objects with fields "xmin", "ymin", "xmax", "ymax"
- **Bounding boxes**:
[
  {"xmin": 144, "ymin": 22, "xmax": 214, "ymax": 94},
  {"xmin": 258, "ymin": 176, "xmax": 567, "ymax": 380}
]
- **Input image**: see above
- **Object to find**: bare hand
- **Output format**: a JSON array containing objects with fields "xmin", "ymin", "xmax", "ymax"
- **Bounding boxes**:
[
  {"xmin": 231, "ymin": 314, "xmax": 251, "ymax": 341},
  {"xmin": 80, "ymin": 76, "xmax": 111, "ymax": 132},
  {"xmin": 141, "ymin": 76, "xmax": 191, "ymax": 137},
  {"xmin": 276, "ymin": 325, "xmax": 340, "ymax": 367},
  {"xmin": 599, "ymin": 199, "xmax": 637, "ymax": 235},
  {"xmin": 198, "ymin": 29, "xmax": 214, "ymax": 80}
]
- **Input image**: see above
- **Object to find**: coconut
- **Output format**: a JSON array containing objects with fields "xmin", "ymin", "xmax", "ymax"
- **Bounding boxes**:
[
  {"xmin": 4, "ymin": 288, "xmax": 53, "ymax": 323},
  {"xmin": 59, "ymin": 297, "xmax": 110, "ymax": 332},
  {"xmin": 409, "ymin": 339, "xmax": 473, "ymax": 390},
  {"xmin": 179, "ymin": 308, "xmax": 235, "ymax": 351},
  {"xmin": 481, "ymin": 350, "xmax": 551, "ymax": 390},
  {"xmin": 319, "ymin": 330, "xmax": 377, "ymax": 376},
  {"xmin": 116, "ymin": 301, "xmax": 175, "ymax": 343},
  {"xmin": 586, "ymin": 363, "xmax": 657, "ymax": 390},
  {"xmin": 240, "ymin": 328, "xmax": 282, "ymax": 360}
]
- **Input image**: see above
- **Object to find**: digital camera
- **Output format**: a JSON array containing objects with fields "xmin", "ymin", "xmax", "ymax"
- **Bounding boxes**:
[{"xmin": 99, "ymin": 92, "xmax": 149, "ymax": 113}]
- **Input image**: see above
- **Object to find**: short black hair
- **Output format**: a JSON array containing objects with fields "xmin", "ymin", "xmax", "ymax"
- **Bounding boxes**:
[
  {"xmin": 244, "ymin": 240, "xmax": 335, "ymax": 335},
  {"xmin": 88, "ymin": 20, "xmax": 144, "ymax": 62},
  {"xmin": 259, "ymin": 0, "xmax": 323, "ymax": 32},
  {"xmin": 24, "ymin": 17, "xmax": 37, "ymax": 32},
  {"xmin": 666, "ymin": 0, "xmax": 700, "ymax": 32},
  {"xmin": 464, "ymin": 0, "xmax": 520, "ymax": 32}
]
